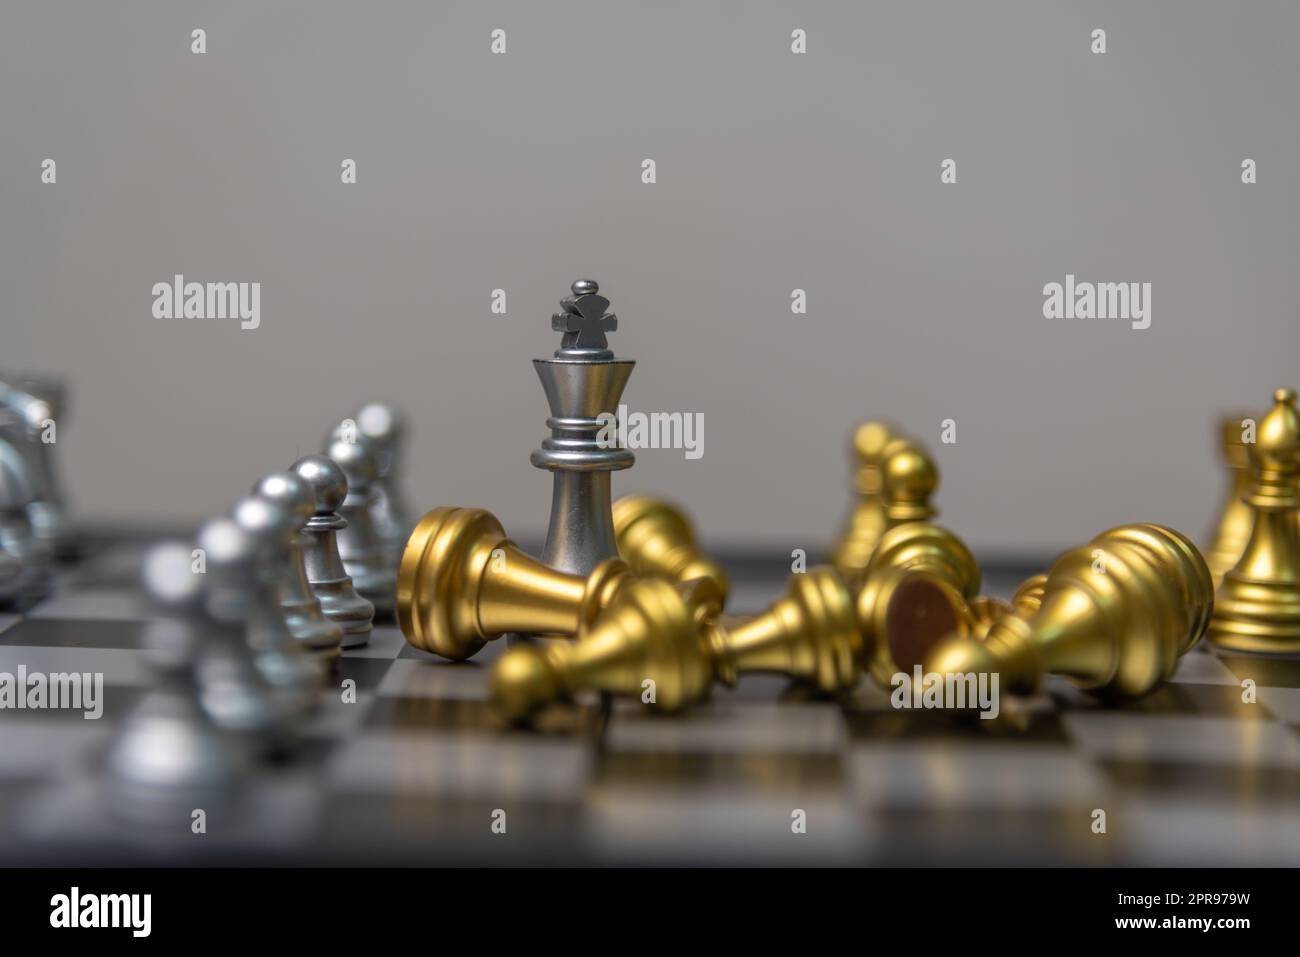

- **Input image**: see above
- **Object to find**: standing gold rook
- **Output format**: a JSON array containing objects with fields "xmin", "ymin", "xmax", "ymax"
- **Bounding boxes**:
[
  {"xmin": 831, "ymin": 421, "xmax": 898, "ymax": 584},
  {"xmin": 397, "ymin": 507, "xmax": 628, "ymax": 661},
  {"xmin": 612, "ymin": 494, "xmax": 730, "ymax": 606},
  {"xmin": 489, "ymin": 567, "xmax": 860, "ymax": 720},
  {"xmin": 1209, "ymin": 388, "xmax": 1300, "ymax": 654},
  {"xmin": 923, "ymin": 524, "xmax": 1212, "ymax": 699},
  {"xmin": 1205, "ymin": 413, "xmax": 1256, "ymax": 587}
]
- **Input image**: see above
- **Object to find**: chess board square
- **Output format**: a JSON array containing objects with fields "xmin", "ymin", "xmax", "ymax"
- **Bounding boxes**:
[
  {"xmin": 337, "ymin": 625, "xmax": 405, "ymax": 659},
  {"xmin": 327, "ymin": 732, "xmax": 591, "ymax": 801},
  {"xmin": 1064, "ymin": 712, "xmax": 1300, "ymax": 768},
  {"xmin": 1097, "ymin": 682, "xmax": 1271, "ymax": 720},
  {"xmin": 847, "ymin": 743, "xmax": 1108, "ymax": 810},
  {"xmin": 0, "ymin": 645, "xmax": 148, "ymax": 688},
  {"xmin": 867, "ymin": 806, "xmax": 1117, "ymax": 866},
  {"xmin": 332, "ymin": 656, "xmax": 399, "ymax": 693},
  {"xmin": 1096, "ymin": 757, "xmax": 1300, "ymax": 803},
  {"xmin": 604, "ymin": 699, "xmax": 848, "ymax": 754},
  {"xmin": 843, "ymin": 704, "xmax": 1071, "ymax": 743},
  {"xmin": 315, "ymin": 794, "xmax": 585, "ymax": 864},
  {"xmin": 0, "ymin": 616, "xmax": 150, "ymax": 650},
  {"xmin": 1114, "ymin": 798, "xmax": 1300, "ymax": 866},
  {"xmin": 375, "ymin": 657, "xmax": 490, "ymax": 701},
  {"xmin": 1215, "ymin": 653, "xmax": 1300, "ymax": 690},
  {"xmin": 581, "ymin": 789, "xmax": 871, "ymax": 865},
  {"xmin": 1255, "ymin": 686, "xmax": 1300, "ymax": 726},
  {"xmin": 1167, "ymin": 652, "xmax": 1241, "ymax": 686},
  {"xmin": 595, "ymin": 749, "xmax": 843, "ymax": 791},
  {"xmin": 27, "ymin": 589, "xmax": 151, "ymax": 621},
  {"xmin": 365, "ymin": 693, "xmax": 599, "ymax": 736},
  {"xmin": 0, "ymin": 720, "xmax": 113, "ymax": 778}
]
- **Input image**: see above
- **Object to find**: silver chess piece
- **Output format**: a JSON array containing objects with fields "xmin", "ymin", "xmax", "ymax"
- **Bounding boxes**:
[
  {"xmin": 0, "ymin": 430, "xmax": 52, "ymax": 606},
  {"xmin": 102, "ymin": 542, "xmax": 248, "ymax": 829},
  {"xmin": 291, "ymin": 454, "xmax": 374, "ymax": 647},
  {"xmin": 205, "ymin": 502, "xmax": 325, "ymax": 723},
  {"xmin": 324, "ymin": 435, "xmax": 396, "ymax": 617},
  {"xmin": 531, "ymin": 279, "xmax": 635, "ymax": 577},
  {"xmin": 251, "ymin": 470, "xmax": 344, "ymax": 658},
  {"xmin": 0, "ymin": 376, "xmax": 72, "ymax": 557},
  {"xmin": 355, "ymin": 401, "xmax": 413, "ymax": 568}
]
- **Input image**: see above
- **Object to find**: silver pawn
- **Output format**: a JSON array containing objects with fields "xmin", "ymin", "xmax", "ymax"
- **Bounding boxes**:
[
  {"xmin": 355, "ymin": 402, "xmax": 413, "ymax": 568},
  {"xmin": 324, "ymin": 436, "xmax": 396, "ymax": 617},
  {"xmin": 0, "ymin": 377, "xmax": 71, "ymax": 557},
  {"xmin": 291, "ymin": 455, "xmax": 374, "ymax": 647},
  {"xmin": 102, "ymin": 542, "xmax": 247, "ymax": 830},
  {"xmin": 251, "ymin": 470, "xmax": 344, "ymax": 658},
  {"xmin": 0, "ymin": 429, "xmax": 52, "ymax": 606},
  {"xmin": 207, "ymin": 501, "xmax": 324, "ymax": 722}
]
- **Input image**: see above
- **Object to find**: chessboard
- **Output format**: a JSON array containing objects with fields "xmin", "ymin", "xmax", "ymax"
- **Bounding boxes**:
[{"xmin": 2, "ymin": 531, "xmax": 1298, "ymax": 868}]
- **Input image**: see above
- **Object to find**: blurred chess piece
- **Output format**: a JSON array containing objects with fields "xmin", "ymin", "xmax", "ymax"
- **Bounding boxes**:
[
  {"xmin": 102, "ymin": 542, "xmax": 249, "ymax": 829},
  {"xmin": 251, "ymin": 471, "xmax": 344, "ymax": 658},
  {"xmin": 924, "ymin": 524, "xmax": 1212, "ymax": 699},
  {"xmin": 612, "ymin": 493, "xmax": 730, "ymax": 606},
  {"xmin": 490, "ymin": 567, "xmax": 860, "ymax": 722},
  {"xmin": 0, "ymin": 429, "xmax": 52, "ymax": 606},
  {"xmin": 291, "ymin": 454, "xmax": 374, "ymax": 647},
  {"xmin": 355, "ymin": 402, "xmax": 413, "ymax": 569},
  {"xmin": 205, "ymin": 501, "xmax": 325, "ymax": 723},
  {"xmin": 325, "ymin": 432, "xmax": 396, "ymax": 616},
  {"xmin": 1205, "ymin": 413, "xmax": 1256, "ymax": 587},
  {"xmin": 0, "ymin": 375, "xmax": 73, "ymax": 558},
  {"xmin": 397, "ymin": 506, "xmax": 630, "ymax": 661},
  {"xmin": 831, "ymin": 421, "xmax": 898, "ymax": 585},
  {"xmin": 855, "ymin": 518, "xmax": 980, "ymax": 687},
  {"xmin": 1209, "ymin": 388, "xmax": 1300, "ymax": 654}
]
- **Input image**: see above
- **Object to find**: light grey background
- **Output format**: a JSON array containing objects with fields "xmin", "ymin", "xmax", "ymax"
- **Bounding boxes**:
[{"xmin": 3, "ymin": 1, "xmax": 1298, "ymax": 556}]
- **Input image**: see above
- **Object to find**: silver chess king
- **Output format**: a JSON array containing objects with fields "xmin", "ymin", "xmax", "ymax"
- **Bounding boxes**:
[{"xmin": 530, "ymin": 279, "xmax": 635, "ymax": 577}]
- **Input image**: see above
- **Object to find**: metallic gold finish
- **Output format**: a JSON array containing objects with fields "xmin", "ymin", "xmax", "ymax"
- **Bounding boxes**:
[
  {"xmin": 831, "ymin": 421, "xmax": 898, "ymax": 583},
  {"xmin": 1209, "ymin": 388, "xmax": 1300, "ymax": 654},
  {"xmin": 489, "ymin": 567, "xmax": 860, "ymax": 720},
  {"xmin": 612, "ymin": 494, "xmax": 730, "ymax": 605},
  {"xmin": 923, "ymin": 524, "xmax": 1213, "ymax": 699},
  {"xmin": 857, "ymin": 521, "xmax": 980, "ymax": 686},
  {"xmin": 397, "ymin": 506, "xmax": 628, "ymax": 661},
  {"xmin": 880, "ymin": 437, "xmax": 937, "ymax": 527},
  {"xmin": 701, "ymin": 567, "xmax": 860, "ymax": 694},
  {"xmin": 1010, "ymin": 574, "xmax": 1048, "ymax": 617},
  {"xmin": 1205, "ymin": 413, "xmax": 1256, "ymax": 587},
  {"xmin": 490, "ymin": 577, "xmax": 712, "ymax": 722}
]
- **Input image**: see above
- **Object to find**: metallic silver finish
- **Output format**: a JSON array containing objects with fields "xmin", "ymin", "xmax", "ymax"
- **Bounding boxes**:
[
  {"xmin": 355, "ymin": 402, "xmax": 413, "ymax": 567},
  {"xmin": 0, "ymin": 376, "xmax": 71, "ymax": 556},
  {"xmin": 251, "ymin": 471, "xmax": 344, "ymax": 656},
  {"xmin": 324, "ymin": 437, "xmax": 396, "ymax": 616},
  {"xmin": 531, "ymin": 279, "xmax": 635, "ymax": 577},
  {"xmin": 291, "ymin": 454, "xmax": 374, "ymax": 646},
  {"xmin": 0, "ymin": 430, "xmax": 51, "ymax": 606},
  {"xmin": 102, "ymin": 543, "xmax": 248, "ymax": 828},
  {"xmin": 209, "ymin": 503, "xmax": 325, "ymax": 722}
]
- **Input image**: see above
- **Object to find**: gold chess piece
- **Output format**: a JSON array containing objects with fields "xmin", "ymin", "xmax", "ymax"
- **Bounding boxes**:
[
  {"xmin": 397, "ymin": 506, "xmax": 629, "ymax": 660},
  {"xmin": 612, "ymin": 494, "xmax": 730, "ymax": 606},
  {"xmin": 923, "ymin": 524, "xmax": 1212, "ymax": 699},
  {"xmin": 490, "ymin": 576, "xmax": 714, "ymax": 721},
  {"xmin": 490, "ymin": 567, "xmax": 860, "ymax": 721},
  {"xmin": 1209, "ymin": 388, "xmax": 1300, "ymax": 654},
  {"xmin": 1205, "ymin": 413, "xmax": 1256, "ymax": 587},
  {"xmin": 855, "ymin": 520, "xmax": 981, "ymax": 686},
  {"xmin": 831, "ymin": 421, "xmax": 898, "ymax": 583}
]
